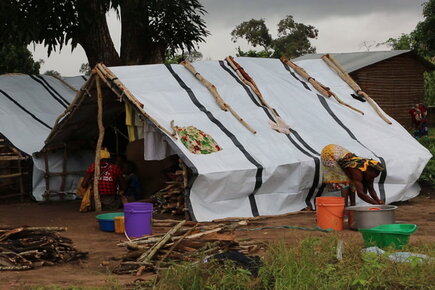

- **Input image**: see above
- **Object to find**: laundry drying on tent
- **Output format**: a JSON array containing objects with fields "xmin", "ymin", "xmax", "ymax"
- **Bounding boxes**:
[{"xmin": 41, "ymin": 56, "xmax": 431, "ymax": 221}]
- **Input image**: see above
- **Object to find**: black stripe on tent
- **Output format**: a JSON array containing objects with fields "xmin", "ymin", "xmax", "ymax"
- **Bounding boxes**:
[
  {"xmin": 0, "ymin": 89, "xmax": 52, "ymax": 130},
  {"xmin": 219, "ymin": 60, "xmax": 321, "ymax": 209},
  {"xmin": 81, "ymin": 76, "xmax": 88, "ymax": 81},
  {"xmin": 316, "ymin": 95, "xmax": 387, "ymax": 201},
  {"xmin": 35, "ymin": 75, "xmax": 71, "ymax": 106},
  {"xmin": 29, "ymin": 75, "xmax": 68, "ymax": 108},
  {"xmin": 282, "ymin": 62, "xmax": 387, "ymax": 202},
  {"xmin": 166, "ymin": 64, "xmax": 261, "ymax": 216}
]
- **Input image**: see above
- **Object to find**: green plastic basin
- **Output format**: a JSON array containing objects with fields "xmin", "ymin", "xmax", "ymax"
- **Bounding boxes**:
[
  {"xmin": 96, "ymin": 212, "xmax": 124, "ymax": 232},
  {"xmin": 359, "ymin": 224, "xmax": 417, "ymax": 249}
]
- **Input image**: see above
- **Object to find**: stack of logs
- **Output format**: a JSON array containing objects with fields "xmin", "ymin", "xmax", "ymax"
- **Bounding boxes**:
[
  {"xmin": 0, "ymin": 226, "xmax": 87, "ymax": 271},
  {"xmin": 153, "ymin": 170, "xmax": 186, "ymax": 216},
  {"xmin": 112, "ymin": 219, "xmax": 262, "ymax": 275}
]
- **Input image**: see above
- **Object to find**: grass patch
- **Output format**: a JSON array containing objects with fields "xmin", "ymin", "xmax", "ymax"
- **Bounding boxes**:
[{"xmin": 152, "ymin": 236, "xmax": 435, "ymax": 290}]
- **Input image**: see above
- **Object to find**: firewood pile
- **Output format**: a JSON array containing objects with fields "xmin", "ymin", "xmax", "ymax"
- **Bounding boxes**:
[
  {"xmin": 112, "ymin": 219, "xmax": 262, "ymax": 275},
  {"xmin": 0, "ymin": 226, "xmax": 88, "ymax": 271},
  {"xmin": 153, "ymin": 170, "xmax": 186, "ymax": 216}
]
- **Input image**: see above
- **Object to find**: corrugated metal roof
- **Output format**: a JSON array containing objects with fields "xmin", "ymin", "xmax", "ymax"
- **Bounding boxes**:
[{"xmin": 293, "ymin": 50, "xmax": 411, "ymax": 73}]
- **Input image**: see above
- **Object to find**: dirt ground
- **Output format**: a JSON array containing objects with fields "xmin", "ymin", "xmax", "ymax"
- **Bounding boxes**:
[{"xmin": 1, "ymin": 188, "xmax": 435, "ymax": 289}]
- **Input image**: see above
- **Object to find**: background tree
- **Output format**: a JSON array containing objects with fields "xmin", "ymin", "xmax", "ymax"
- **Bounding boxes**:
[
  {"xmin": 0, "ymin": 44, "xmax": 41, "ymax": 74},
  {"xmin": 382, "ymin": 0, "xmax": 435, "ymax": 105},
  {"xmin": 79, "ymin": 63, "xmax": 91, "ymax": 76},
  {"xmin": 231, "ymin": 16, "xmax": 318, "ymax": 58},
  {"xmin": 165, "ymin": 51, "xmax": 203, "ymax": 64},
  {"xmin": 0, "ymin": 0, "xmax": 209, "ymax": 68},
  {"xmin": 44, "ymin": 70, "xmax": 62, "ymax": 78}
]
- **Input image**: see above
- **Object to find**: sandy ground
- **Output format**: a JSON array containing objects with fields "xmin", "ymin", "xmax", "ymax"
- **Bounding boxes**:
[{"xmin": 0, "ymin": 189, "xmax": 434, "ymax": 289}]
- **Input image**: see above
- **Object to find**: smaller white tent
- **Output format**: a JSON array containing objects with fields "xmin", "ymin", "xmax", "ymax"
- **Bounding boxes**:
[{"xmin": 0, "ymin": 74, "xmax": 92, "ymax": 200}]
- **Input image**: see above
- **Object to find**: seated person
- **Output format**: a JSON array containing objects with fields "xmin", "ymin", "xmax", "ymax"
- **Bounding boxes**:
[
  {"xmin": 122, "ymin": 161, "xmax": 142, "ymax": 202},
  {"xmin": 320, "ymin": 144, "xmax": 385, "ymax": 206},
  {"xmin": 81, "ymin": 148, "xmax": 125, "ymax": 210}
]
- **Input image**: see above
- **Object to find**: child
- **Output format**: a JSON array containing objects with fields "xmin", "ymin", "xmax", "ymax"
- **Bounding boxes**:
[{"xmin": 122, "ymin": 161, "xmax": 142, "ymax": 202}]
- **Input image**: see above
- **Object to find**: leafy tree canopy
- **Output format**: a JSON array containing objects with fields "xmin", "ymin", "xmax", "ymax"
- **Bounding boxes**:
[
  {"xmin": 0, "ymin": 0, "xmax": 209, "ymax": 67},
  {"xmin": 231, "ymin": 16, "xmax": 318, "ymax": 59},
  {"xmin": 0, "ymin": 44, "xmax": 41, "ymax": 74}
]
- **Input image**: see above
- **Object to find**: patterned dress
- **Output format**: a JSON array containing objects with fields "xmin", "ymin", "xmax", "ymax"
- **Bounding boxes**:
[{"xmin": 320, "ymin": 144, "xmax": 351, "ymax": 191}]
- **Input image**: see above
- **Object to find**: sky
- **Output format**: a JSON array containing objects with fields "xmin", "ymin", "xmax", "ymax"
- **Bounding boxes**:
[{"xmin": 30, "ymin": 0, "xmax": 427, "ymax": 76}]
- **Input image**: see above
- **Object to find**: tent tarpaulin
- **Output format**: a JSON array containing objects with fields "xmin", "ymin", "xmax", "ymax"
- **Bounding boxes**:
[
  {"xmin": 0, "ymin": 74, "xmax": 89, "ymax": 200},
  {"xmin": 46, "ymin": 57, "xmax": 431, "ymax": 221}
]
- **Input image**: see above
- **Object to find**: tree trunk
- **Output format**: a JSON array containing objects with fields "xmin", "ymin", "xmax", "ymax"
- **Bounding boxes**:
[
  {"xmin": 120, "ymin": 1, "xmax": 165, "ymax": 65},
  {"xmin": 76, "ymin": 0, "xmax": 121, "ymax": 68}
]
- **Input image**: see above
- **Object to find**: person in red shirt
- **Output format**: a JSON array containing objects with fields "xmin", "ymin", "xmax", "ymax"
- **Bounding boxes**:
[
  {"xmin": 82, "ymin": 148, "xmax": 126, "ymax": 210},
  {"xmin": 417, "ymin": 103, "xmax": 428, "ymax": 137},
  {"xmin": 408, "ymin": 105, "xmax": 422, "ymax": 138}
]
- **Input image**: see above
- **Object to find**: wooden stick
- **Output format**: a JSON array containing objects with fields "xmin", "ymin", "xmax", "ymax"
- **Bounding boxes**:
[
  {"xmin": 93, "ymin": 76, "xmax": 104, "ymax": 212},
  {"xmin": 155, "ymin": 224, "xmax": 198, "ymax": 268},
  {"xmin": 180, "ymin": 61, "xmax": 257, "ymax": 134},
  {"xmin": 280, "ymin": 57, "xmax": 364, "ymax": 115},
  {"xmin": 94, "ymin": 64, "xmax": 177, "ymax": 139},
  {"xmin": 321, "ymin": 54, "xmax": 392, "ymax": 124},
  {"xmin": 137, "ymin": 220, "xmax": 186, "ymax": 264},
  {"xmin": 225, "ymin": 56, "xmax": 278, "ymax": 120}
]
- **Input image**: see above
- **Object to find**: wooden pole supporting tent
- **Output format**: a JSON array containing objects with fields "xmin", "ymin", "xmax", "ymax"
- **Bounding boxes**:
[
  {"xmin": 321, "ymin": 54, "xmax": 392, "ymax": 124},
  {"xmin": 280, "ymin": 57, "xmax": 364, "ymax": 115}
]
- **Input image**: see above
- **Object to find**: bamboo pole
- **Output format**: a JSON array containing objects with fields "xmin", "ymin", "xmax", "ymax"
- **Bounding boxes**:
[
  {"xmin": 180, "ymin": 61, "xmax": 256, "ymax": 134},
  {"xmin": 93, "ymin": 76, "xmax": 104, "ymax": 212},
  {"xmin": 280, "ymin": 57, "xmax": 364, "ymax": 115},
  {"xmin": 321, "ymin": 54, "xmax": 392, "ymax": 124},
  {"xmin": 94, "ymin": 64, "xmax": 176, "ymax": 139},
  {"xmin": 225, "ymin": 56, "xmax": 278, "ymax": 119}
]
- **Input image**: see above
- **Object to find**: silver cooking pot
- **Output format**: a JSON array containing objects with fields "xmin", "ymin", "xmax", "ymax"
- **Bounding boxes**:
[{"xmin": 346, "ymin": 205, "xmax": 398, "ymax": 230}]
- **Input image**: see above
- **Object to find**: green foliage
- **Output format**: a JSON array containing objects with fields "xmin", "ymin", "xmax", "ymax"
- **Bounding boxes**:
[
  {"xmin": 418, "ymin": 136, "xmax": 435, "ymax": 185},
  {"xmin": 0, "ymin": 0, "xmax": 209, "ymax": 66},
  {"xmin": 79, "ymin": 63, "xmax": 91, "ymax": 76},
  {"xmin": 0, "ymin": 44, "xmax": 40, "ymax": 74},
  {"xmin": 414, "ymin": 0, "xmax": 435, "ymax": 58},
  {"xmin": 380, "ymin": 33, "xmax": 415, "ymax": 50},
  {"xmin": 153, "ymin": 236, "xmax": 435, "ymax": 289},
  {"xmin": 424, "ymin": 71, "xmax": 435, "ymax": 105},
  {"xmin": 165, "ymin": 51, "xmax": 203, "ymax": 64},
  {"xmin": 231, "ymin": 16, "xmax": 318, "ymax": 59},
  {"xmin": 44, "ymin": 70, "xmax": 61, "ymax": 78}
]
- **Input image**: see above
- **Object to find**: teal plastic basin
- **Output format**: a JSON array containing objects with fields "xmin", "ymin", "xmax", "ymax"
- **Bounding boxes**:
[
  {"xmin": 96, "ymin": 212, "xmax": 124, "ymax": 232},
  {"xmin": 359, "ymin": 224, "xmax": 417, "ymax": 249}
]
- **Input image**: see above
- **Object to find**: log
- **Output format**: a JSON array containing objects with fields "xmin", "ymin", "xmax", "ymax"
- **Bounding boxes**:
[
  {"xmin": 225, "ymin": 56, "xmax": 278, "ymax": 120},
  {"xmin": 180, "ymin": 61, "xmax": 257, "ymax": 134},
  {"xmin": 280, "ymin": 57, "xmax": 364, "ymax": 115},
  {"xmin": 93, "ymin": 76, "xmax": 104, "ymax": 212},
  {"xmin": 321, "ymin": 54, "xmax": 392, "ymax": 124},
  {"xmin": 137, "ymin": 220, "xmax": 186, "ymax": 264}
]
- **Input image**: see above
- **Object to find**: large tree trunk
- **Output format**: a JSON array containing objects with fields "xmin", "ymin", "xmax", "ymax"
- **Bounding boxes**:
[
  {"xmin": 76, "ymin": 0, "xmax": 121, "ymax": 68},
  {"xmin": 120, "ymin": 1, "xmax": 165, "ymax": 65}
]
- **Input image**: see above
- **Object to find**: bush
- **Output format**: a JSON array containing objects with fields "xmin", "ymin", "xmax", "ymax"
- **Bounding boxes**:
[{"xmin": 418, "ymin": 137, "xmax": 435, "ymax": 185}]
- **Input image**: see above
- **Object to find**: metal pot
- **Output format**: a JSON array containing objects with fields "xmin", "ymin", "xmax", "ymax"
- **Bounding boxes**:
[{"xmin": 345, "ymin": 205, "xmax": 397, "ymax": 230}]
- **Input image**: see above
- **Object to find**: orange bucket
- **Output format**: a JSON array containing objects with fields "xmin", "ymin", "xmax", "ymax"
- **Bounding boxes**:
[
  {"xmin": 316, "ymin": 197, "xmax": 345, "ymax": 231},
  {"xmin": 114, "ymin": 216, "xmax": 125, "ymax": 234}
]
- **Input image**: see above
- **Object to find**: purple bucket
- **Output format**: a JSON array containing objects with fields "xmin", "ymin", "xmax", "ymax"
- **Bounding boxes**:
[{"xmin": 124, "ymin": 202, "xmax": 153, "ymax": 238}]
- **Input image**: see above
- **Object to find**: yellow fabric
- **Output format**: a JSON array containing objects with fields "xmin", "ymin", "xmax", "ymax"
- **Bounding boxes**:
[
  {"xmin": 100, "ymin": 147, "xmax": 111, "ymax": 159},
  {"xmin": 125, "ymin": 103, "xmax": 144, "ymax": 142},
  {"xmin": 321, "ymin": 144, "xmax": 351, "ymax": 184},
  {"xmin": 338, "ymin": 155, "xmax": 383, "ymax": 172},
  {"xmin": 79, "ymin": 187, "xmax": 92, "ymax": 212},
  {"xmin": 75, "ymin": 177, "xmax": 86, "ymax": 198}
]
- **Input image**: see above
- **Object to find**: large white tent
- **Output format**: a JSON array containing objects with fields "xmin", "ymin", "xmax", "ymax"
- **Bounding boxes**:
[
  {"xmin": 0, "ymin": 74, "xmax": 90, "ymax": 200},
  {"xmin": 46, "ymin": 57, "xmax": 431, "ymax": 221}
]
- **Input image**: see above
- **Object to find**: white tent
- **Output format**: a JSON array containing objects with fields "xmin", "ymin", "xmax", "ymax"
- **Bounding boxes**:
[
  {"xmin": 46, "ymin": 58, "xmax": 431, "ymax": 221},
  {"xmin": 0, "ymin": 74, "xmax": 91, "ymax": 200}
]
